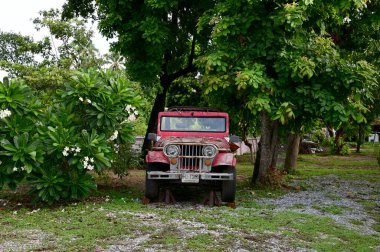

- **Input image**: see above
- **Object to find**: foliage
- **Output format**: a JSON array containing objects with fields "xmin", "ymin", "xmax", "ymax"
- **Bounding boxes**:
[
  {"xmin": 110, "ymin": 144, "xmax": 142, "ymax": 178},
  {"xmin": 0, "ymin": 70, "xmax": 141, "ymax": 203},
  {"xmin": 329, "ymin": 138, "xmax": 350, "ymax": 156},
  {"xmin": 62, "ymin": 0, "xmax": 379, "ymax": 175},
  {"xmin": 0, "ymin": 9, "xmax": 103, "ymax": 92},
  {"xmin": 195, "ymin": 0, "xmax": 379, "ymax": 179}
]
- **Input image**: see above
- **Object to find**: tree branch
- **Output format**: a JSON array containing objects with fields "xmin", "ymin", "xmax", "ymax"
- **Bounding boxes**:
[{"xmin": 166, "ymin": 31, "xmax": 197, "ymax": 83}]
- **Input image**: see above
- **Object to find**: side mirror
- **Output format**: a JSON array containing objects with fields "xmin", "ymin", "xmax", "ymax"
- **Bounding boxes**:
[
  {"xmin": 147, "ymin": 133, "xmax": 157, "ymax": 142},
  {"xmin": 230, "ymin": 135, "xmax": 240, "ymax": 143}
]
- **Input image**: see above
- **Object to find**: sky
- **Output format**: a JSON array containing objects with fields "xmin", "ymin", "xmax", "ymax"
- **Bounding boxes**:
[{"xmin": 0, "ymin": 0, "xmax": 110, "ymax": 79}]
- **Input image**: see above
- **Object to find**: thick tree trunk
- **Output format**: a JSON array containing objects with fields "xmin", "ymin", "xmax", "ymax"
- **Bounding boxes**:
[
  {"xmin": 284, "ymin": 133, "xmax": 301, "ymax": 173},
  {"xmin": 141, "ymin": 79, "xmax": 170, "ymax": 156},
  {"xmin": 252, "ymin": 112, "xmax": 279, "ymax": 185}
]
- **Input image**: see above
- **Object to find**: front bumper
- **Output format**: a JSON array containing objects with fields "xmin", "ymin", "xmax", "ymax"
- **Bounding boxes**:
[{"xmin": 147, "ymin": 171, "xmax": 234, "ymax": 181}]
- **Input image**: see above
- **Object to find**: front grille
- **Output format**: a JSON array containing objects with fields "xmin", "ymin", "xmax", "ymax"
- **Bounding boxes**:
[{"xmin": 178, "ymin": 144, "xmax": 204, "ymax": 171}]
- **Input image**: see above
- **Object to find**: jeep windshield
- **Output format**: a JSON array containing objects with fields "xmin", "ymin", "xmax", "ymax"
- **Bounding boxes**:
[{"xmin": 160, "ymin": 116, "xmax": 226, "ymax": 132}]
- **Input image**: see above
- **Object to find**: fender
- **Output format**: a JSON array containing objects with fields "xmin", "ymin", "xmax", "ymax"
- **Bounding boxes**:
[
  {"xmin": 212, "ymin": 153, "xmax": 236, "ymax": 167},
  {"xmin": 146, "ymin": 151, "xmax": 169, "ymax": 164}
]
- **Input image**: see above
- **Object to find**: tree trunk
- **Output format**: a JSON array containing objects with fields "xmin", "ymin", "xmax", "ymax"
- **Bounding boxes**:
[
  {"xmin": 334, "ymin": 128, "xmax": 344, "ymax": 154},
  {"xmin": 356, "ymin": 124, "xmax": 363, "ymax": 153},
  {"xmin": 284, "ymin": 133, "xmax": 301, "ymax": 173},
  {"xmin": 252, "ymin": 112, "xmax": 279, "ymax": 185},
  {"xmin": 141, "ymin": 79, "xmax": 170, "ymax": 156}
]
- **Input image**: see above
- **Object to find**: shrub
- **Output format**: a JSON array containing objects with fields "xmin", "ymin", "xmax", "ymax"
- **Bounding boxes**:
[
  {"xmin": 0, "ymin": 69, "xmax": 142, "ymax": 204},
  {"xmin": 329, "ymin": 138, "xmax": 350, "ymax": 155}
]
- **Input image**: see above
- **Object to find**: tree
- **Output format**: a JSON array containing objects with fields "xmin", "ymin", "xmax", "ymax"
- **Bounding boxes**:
[
  {"xmin": 197, "ymin": 0, "xmax": 378, "ymax": 184},
  {"xmin": 0, "ymin": 9, "xmax": 103, "ymax": 92},
  {"xmin": 62, "ymin": 0, "xmax": 217, "ymax": 154},
  {"xmin": 329, "ymin": 0, "xmax": 380, "ymax": 153},
  {"xmin": 0, "ymin": 70, "xmax": 142, "ymax": 203}
]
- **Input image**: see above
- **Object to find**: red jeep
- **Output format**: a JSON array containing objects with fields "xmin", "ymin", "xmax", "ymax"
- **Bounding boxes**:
[{"xmin": 145, "ymin": 107, "xmax": 239, "ymax": 203}]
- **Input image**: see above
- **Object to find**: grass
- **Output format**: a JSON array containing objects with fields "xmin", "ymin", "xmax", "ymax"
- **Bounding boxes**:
[
  {"xmin": 294, "ymin": 145, "xmax": 379, "ymax": 181},
  {"xmin": 312, "ymin": 205, "xmax": 352, "ymax": 215},
  {"xmin": 0, "ymin": 144, "xmax": 379, "ymax": 251}
]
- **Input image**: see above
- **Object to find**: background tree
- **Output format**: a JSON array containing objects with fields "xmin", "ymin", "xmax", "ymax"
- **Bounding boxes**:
[
  {"xmin": 0, "ymin": 9, "xmax": 103, "ymax": 92},
  {"xmin": 197, "ymin": 0, "xmax": 378, "ymax": 184},
  {"xmin": 331, "ymin": 0, "xmax": 380, "ymax": 153}
]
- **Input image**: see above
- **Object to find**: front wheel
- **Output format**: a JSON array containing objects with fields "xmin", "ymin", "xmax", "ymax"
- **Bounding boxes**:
[
  {"xmin": 145, "ymin": 165, "xmax": 159, "ymax": 201},
  {"xmin": 221, "ymin": 166, "xmax": 236, "ymax": 203}
]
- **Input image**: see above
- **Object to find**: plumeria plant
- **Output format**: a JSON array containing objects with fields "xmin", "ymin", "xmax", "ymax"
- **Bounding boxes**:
[
  {"xmin": 0, "ymin": 79, "xmax": 44, "ymax": 190},
  {"xmin": 0, "ymin": 69, "xmax": 142, "ymax": 204}
]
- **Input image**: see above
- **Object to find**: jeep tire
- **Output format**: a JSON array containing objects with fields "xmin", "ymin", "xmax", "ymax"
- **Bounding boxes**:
[
  {"xmin": 221, "ymin": 166, "xmax": 236, "ymax": 203},
  {"xmin": 145, "ymin": 164, "xmax": 159, "ymax": 201}
]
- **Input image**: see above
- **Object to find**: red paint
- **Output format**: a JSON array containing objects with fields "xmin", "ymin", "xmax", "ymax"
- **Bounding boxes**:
[
  {"xmin": 146, "ymin": 109, "xmax": 237, "ymax": 168},
  {"xmin": 213, "ymin": 153, "xmax": 236, "ymax": 167},
  {"xmin": 146, "ymin": 151, "xmax": 169, "ymax": 164}
]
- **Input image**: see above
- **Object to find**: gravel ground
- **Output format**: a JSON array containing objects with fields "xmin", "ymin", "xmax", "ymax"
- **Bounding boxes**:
[
  {"xmin": 257, "ymin": 174, "xmax": 380, "ymax": 235},
  {"xmin": 1, "ymin": 174, "xmax": 379, "ymax": 251}
]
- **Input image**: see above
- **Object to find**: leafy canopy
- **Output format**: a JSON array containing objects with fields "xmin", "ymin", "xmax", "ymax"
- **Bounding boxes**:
[{"xmin": 197, "ymin": 0, "xmax": 378, "ymax": 128}]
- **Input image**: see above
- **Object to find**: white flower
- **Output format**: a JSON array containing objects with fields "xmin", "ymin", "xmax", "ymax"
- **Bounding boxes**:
[
  {"xmin": 86, "ymin": 99, "xmax": 92, "ymax": 104},
  {"xmin": 134, "ymin": 110, "xmax": 139, "ymax": 116},
  {"xmin": 21, "ymin": 166, "xmax": 26, "ymax": 171},
  {"xmin": 62, "ymin": 150, "xmax": 69, "ymax": 156},
  {"xmin": 108, "ymin": 130, "xmax": 118, "ymax": 141},
  {"xmin": 13, "ymin": 167, "xmax": 18, "ymax": 172},
  {"xmin": 71, "ymin": 147, "xmax": 76, "ymax": 152},
  {"xmin": 128, "ymin": 114, "xmax": 136, "ymax": 122},
  {"xmin": 79, "ymin": 97, "xmax": 84, "ymax": 102},
  {"xmin": 125, "ymin": 104, "xmax": 132, "ymax": 112},
  {"xmin": 82, "ymin": 157, "xmax": 95, "ymax": 170},
  {"xmin": 343, "ymin": 16, "xmax": 351, "ymax": 23},
  {"xmin": 75, "ymin": 147, "xmax": 81, "ymax": 153},
  {"xmin": 113, "ymin": 144, "xmax": 120, "ymax": 153},
  {"xmin": 0, "ymin": 109, "xmax": 12, "ymax": 119},
  {"xmin": 64, "ymin": 146, "xmax": 70, "ymax": 152}
]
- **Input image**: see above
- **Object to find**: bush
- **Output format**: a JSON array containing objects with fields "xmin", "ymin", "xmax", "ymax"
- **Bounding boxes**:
[
  {"xmin": 329, "ymin": 138, "xmax": 350, "ymax": 155},
  {"xmin": 0, "ymin": 69, "xmax": 142, "ymax": 204},
  {"xmin": 111, "ymin": 144, "xmax": 143, "ymax": 178}
]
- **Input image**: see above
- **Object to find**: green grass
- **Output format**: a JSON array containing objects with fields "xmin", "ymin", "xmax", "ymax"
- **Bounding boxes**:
[
  {"xmin": 312, "ymin": 205, "xmax": 352, "ymax": 215},
  {"xmin": 0, "ymin": 146, "xmax": 379, "ymax": 251},
  {"xmin": 294, "ymin": 151, "xmax": 379, "ymax": 181}
]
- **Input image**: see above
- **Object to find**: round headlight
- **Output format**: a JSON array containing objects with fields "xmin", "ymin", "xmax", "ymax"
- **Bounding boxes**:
[
  {"xmin": 164, "ymin": 144, "xmax": 180, "ymax": 157},
  {"xmin": 203, "ymin": 145, "xmax": 217, "ymax": 158}
]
